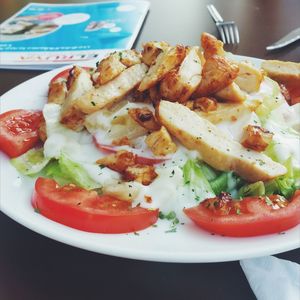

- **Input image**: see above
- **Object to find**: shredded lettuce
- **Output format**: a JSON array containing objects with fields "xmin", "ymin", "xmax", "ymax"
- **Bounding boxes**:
[
  {"xmin": 275, "ymin": 177, "xmax": 296, "ymax": 199},
  {"xmin": 57, "ymin": 153, "xmax": 101, "ymax": 190},
  {"xmin": 10, "ymin": 146, "xmax": 101, "ymax": 190},
  {"xmin": 210, "ymin": 171, "xmax": 244, "ymax": 198},
  {"xmin": 262, "ymin": 101, "xmax": 300, "ymax": 198},
  {"xmin": 264, "ymin": 157, "xmax": 300, "ymax": 199},
  {"xmin": 227, "ymin": 172, "xmax": 244, "ymax": 194},
  {"xmin": 264, "ymin": 180, "xmax": 278, "ymax": 196},
  {"xmin": 199, "ymin": 162, "xmax": 218, "ymax": 181},
  {"xmin": 183, "ymin": 159, "xmax": 215, "ymax": 202},
  {"xmin": 236, "ymin": 158, "xmax": 299, "ymax": 199},
  {"xmin": 182, "ymin": 156, "xmax": 300, "ymax": 200},
  {"xmin": 210, "ymin": 173, "xmax": 228, "ymax": 195},
  {"xmin": 42, "ymin": 160, "xmax": 73, "ymax": 186},
  {"xmin": 238, "ymin": 181, "xmax": 265, "ymax": 198},
  {"xmin": 40, "ymin": 152, "xmax": 101, "ymax": 189},
  {"xmin": 265, "ymin": 178, "xmax": 296, "ymax": 199},
  {"xmin": 264, "ymin": 140, "xmax": 279, "ymax": 162},
  {"xmin": 183, "ymin": 160, "xmax": 247, "ymax": 199},
  {"xmin": 11, "ymin": 148, "xmax": 50, "ymax": 176}
]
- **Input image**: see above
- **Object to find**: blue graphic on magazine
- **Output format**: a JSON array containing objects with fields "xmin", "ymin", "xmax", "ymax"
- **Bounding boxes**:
[{"xmin": 0, "ymin": 2, "xmax": 148, "ymax": 52}]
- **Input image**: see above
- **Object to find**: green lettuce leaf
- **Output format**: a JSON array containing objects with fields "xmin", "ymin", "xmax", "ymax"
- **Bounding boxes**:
[
  {"xmin": 11, "ymin": 148, "xmax": 50, "ymax": 176},
  {"xmin": 209, "ymin": 173, "xmax": 228, "ymax": 195},
  {"xmin": 57, "ymin": 153, "xmax": 101, "ymax": 190},
  {"xmin": 183, "ymin": 159, "xmax": 215, "ymax": 202},
  {"xmin": 183, "ymin": 160, "xmax": 246, "ymax": 198},
  {"xmin": 199, "ymin": 162, "xmax": 218, "ymax": 181},
  {"xmin": 264, "ymin": 157, "xmax": 300, "ymax": 199},
  {"xmin": 11, "ymin": 147, "xmax": 102, "ymax": 190},
  {"xmin": 42, "ymin": 160, "xmax": 73, "ymax": 186},
  {"xmin": 238, "ymin": 181, "xmax": 265, "ymax": 197}
]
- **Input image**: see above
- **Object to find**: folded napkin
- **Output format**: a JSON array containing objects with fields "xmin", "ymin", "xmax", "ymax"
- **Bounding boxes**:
[{"xmin": 240, "ymin": 256, "xmax": 300, "ymax": 300}]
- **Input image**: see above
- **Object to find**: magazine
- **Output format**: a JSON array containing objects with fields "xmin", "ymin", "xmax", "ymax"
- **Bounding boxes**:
[{"xmin": 0, "ymin": 1, "xmax": 149, "ymax": 70}]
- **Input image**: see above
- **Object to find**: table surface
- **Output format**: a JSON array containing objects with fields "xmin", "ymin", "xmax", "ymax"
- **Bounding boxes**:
[{"xmin": 0, "ymin": 0, "xmax": 299, "ymax": 299}]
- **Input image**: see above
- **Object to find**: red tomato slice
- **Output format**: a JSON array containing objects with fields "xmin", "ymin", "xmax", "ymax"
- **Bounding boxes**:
[
  {"xmin": 32, "ymin": 177, "xmax": 159, "ymax": 233},
  {"xmin": 284, "ymin": 81, "xmax": 300, "ymax": 105},
  {"xmin": 50, "ymin": 66, "xmax": 94, "ymax": 84},
  {"xmin": 93, "ymin": 137, "xmax": 167, "ymax": 165},
  {"xmin": 184, "ymin": 191, "xmax": 300, "ymax": 237},
  {"xmin": 0, "ymin": 109, "xmax": 43, "ymax": 158}
]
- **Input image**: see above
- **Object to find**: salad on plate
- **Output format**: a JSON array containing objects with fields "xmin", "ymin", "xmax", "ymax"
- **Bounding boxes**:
[{"xmin": 1, "ymin": 32, "xmax": 299, "ymax": 236}]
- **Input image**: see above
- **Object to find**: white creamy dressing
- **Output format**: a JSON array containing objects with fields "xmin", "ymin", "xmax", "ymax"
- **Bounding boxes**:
[
  {"xmin": 43, "ymin": 104, "xmax": 121, "ymax": 187},
  {"xmin": 208, "ymin": 78, "xmax": 281, "ymax": 143},
  {"xmin": 264, "ymin": 103, "xmax": 300, "ymax": 167},
  {"xmin": 85, "ymin": 100, "xmax": 153, "ymax": 145},
  {"xmin": 216, "ymin": 111, "xmax": 261, "ymax": 142},
  {"xmin": 132, "ymin": 147, "xmax": 200, "ymax": 222},
  {"xmin": 248, "ymin": 77, "xmax": 278, "ymax": 102},
  {"xmin": 42, "ymin": 76, "xmax": 300, "ymax": 222}
]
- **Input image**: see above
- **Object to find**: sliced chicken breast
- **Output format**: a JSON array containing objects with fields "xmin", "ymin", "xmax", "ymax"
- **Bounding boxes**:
[{"xmin": 158, "ymin": 100, "xmax": 286, "ymax": 182}]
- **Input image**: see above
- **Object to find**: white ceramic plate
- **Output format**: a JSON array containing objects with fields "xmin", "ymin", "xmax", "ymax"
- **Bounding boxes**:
[{"xmin": 1, "ymin": 56, "xmax": 300, "ymax": 263}]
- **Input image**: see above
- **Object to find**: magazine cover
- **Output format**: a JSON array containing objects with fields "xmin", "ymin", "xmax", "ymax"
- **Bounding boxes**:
[{"xmin": 0, "ymin": 1, "xmax": 149, "ymax": 69}]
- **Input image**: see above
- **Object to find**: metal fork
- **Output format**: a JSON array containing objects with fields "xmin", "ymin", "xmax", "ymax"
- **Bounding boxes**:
[{"xmin": 207, "ymin": 4, "xmax": 240, "ymax": 44}]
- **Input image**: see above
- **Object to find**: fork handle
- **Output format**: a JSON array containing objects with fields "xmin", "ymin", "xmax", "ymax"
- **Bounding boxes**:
[{"xmin": 207, "ymin": 4, "xmax": 224, "ymax": 23}]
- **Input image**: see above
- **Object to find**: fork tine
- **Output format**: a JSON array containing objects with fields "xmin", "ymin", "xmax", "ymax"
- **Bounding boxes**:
[
  {"xmin": 229, "ymin": 24, "xmax": 235, "ymax": 43},
  {"xmin": 207, "ymin": 4, "xmax": 240, "ymax": 44},
  {"xmin": 217, "ymin": 24, "xmax": 226, "ymax": 44},
  {"xmin": 223, "ymin": 25, "xmax": 230, "ymax": 44},
  {"xmin": 233, "ymin": 24, "xmax": 240, "ymax": 43}
]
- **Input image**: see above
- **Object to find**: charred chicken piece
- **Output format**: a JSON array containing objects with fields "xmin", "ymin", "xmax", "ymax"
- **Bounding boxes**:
[
  {"xmin": 141, "ymin": 41, "xmax": 170, "ymax": 66},
  {"xmin": 138, "ymin": 45, "xmax": 187, "ymax": 92},
  {"xmin": 119, "ymin": 49, "xmax": 142, "ymax": 67},
  {"xmin": 193, "ymin": 55, "xmax": 239, "ymax": 97},
  {"xmin": 48, "ymin": 80, "xmax": 67, "ymax": 105},
  {"xmin": 111, "ymin": 136, "xmax": 131, "ymax": 146},
  {"xmin": 123, "ymin": 164, "xmax": 158, "ymax": 185},
  {"xmin": 128, "ymin": 108, "xmax": 161, "ymax": 131},
  {"xmin": 193, "ymin": 97, "xmax": 218, "ymax": 112},
  {"xmin": 159, "ymin": 46, "xmax": 202, "ymax": 103},
  {"xmin": 96, "ymin": 150, "xmax": 136, "ymax": 172},
  {"xmin": 60, "ymin": 66, "xmax": 93, "ymax": 131},
  {"xmin": 201, "ymin": 32, "xmax": 225, "ymax": 59},
  {"xmin": 96, "ymin": 150, "xmax": 158, "ymax": 185},
  {"xmin": 95, "ymin": 52, "xmax": 126, "ymax": 85},
  {"xmin": 241, "ymin": 125, "xmax": 273, "ymax": 152},
  {"xmin": 145, "ymin": 126, "xmax": 177, "ymax": 156}
]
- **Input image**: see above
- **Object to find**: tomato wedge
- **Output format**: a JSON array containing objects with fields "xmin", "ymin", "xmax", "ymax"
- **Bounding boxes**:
[
  {"xmin": 50, "ymin": 66, "xmax": 94, "ymax": 84},
  {"xmin": 184, "ymin": 191, "xmax": 300, "ymax": 237},
  {"xmin": 32, "ymin": 177, "xmax": 159, "ymax": 233},
  {"xmin": 280, "ymin": 81, "xmax": 300, "ymax": 105},
  {"xmin": 0, "ymin": 109, "xmax": 43, "ymax": 158},
  {"xmin": 284, "ymin": 81, "xmax": 300, "ymax": 105},
  {"xmin": 93, "ymin": 137, "xmax": 167, "ymax": 166}
]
